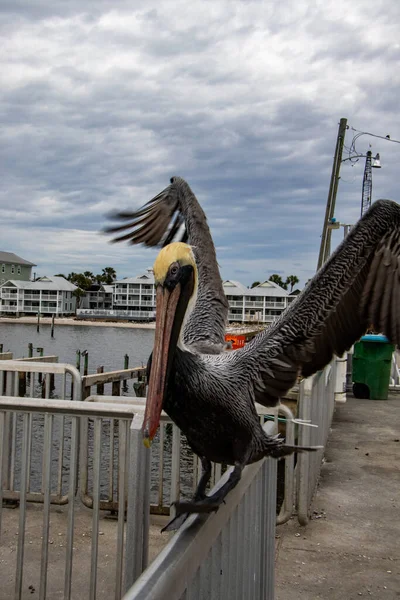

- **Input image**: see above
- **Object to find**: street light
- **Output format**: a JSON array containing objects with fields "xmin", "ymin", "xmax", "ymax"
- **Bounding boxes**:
[{"xmin": 317, "ymin": 120, "xmax": 383, "ymax": 270}]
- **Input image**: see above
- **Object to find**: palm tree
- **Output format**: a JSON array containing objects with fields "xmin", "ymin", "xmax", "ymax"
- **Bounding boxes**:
[
  {"xmin": 285, "ymin": 275, "xmax": 300, "ymax": 292},
  {"xmin": 102, "ymin": 267, "xmax": 117, "ymax": 285},
  {"xmin": 269, "ymin": 274, "xmax": 287, "ymax": 290}
]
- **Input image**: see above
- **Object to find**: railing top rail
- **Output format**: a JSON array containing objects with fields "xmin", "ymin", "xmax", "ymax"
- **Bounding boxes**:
[
  {"xmin": 123, "ymin": 420, "xmax": 275, "ymax": 600},
  {"xmin": 0, "ymin": 396, "xmax": 138, "ymax": 419},
  {"xmin": 83, "ymin": 366, "xmax": 146, "ymax": 387},
  {"xmin": 0, "ymin": 360, "xmax": 80, "ymax": 378},
  {"xmin": 14, "ymin": 355, "xmax": 58, "ymax": 363},
  {"xmin": 86, "ymin": 395, "xmax": 284, "ymax": 418}
]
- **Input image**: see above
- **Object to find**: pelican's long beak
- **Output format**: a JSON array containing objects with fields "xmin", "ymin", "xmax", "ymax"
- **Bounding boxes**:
[{"xmin": 142, "ymin": 281, "xmax": 188, "ymax": 447}]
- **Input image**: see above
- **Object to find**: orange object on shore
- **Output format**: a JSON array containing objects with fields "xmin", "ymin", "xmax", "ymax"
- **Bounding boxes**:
[{"xmin": 225, "ymin": 334, "xmax": 246, "ymax": 350}]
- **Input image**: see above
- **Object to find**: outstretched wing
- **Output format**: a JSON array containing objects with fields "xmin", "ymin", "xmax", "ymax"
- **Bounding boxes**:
[
  {"xmin": 105, "ymin": 176, "xmax": 228, "ymax": 353},
  {"xmin": 230, "ymin": 199, "xmax": 400, "ymax": 406}
]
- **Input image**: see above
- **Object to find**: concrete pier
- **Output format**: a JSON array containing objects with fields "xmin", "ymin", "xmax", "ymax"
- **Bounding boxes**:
[{"xmin": 276, "ymin": 393, "xmax": 400, "ymax": 599}]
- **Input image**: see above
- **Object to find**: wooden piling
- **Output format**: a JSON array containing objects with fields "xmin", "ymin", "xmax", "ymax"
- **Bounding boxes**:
[
  {"xmin": 122, "ymin": 355, "xmax": 129, "ymax": 392},
  {"xmin": 0, "ymin": 344, "xmax": 3, "ymax": 353},
  {"xmin": 18, "ymin": 372, "xmax": 26, "ymax": 397},
  {"xmin": 83, "ymin": 351, "xmax": 89, "ymax": 376},
  {"xmin": 37, "ymin": 312, "xmax": 40, "ymax": 333},
  {"xmin": 51, "ymin": 314, "xmax": 55, "ymax": 338},
  {"xmin": 112, "ymin": 380, "xmax": 121, "ymax": 396},
  {"xmin": 96, "ymin": 366, "xmax": 104, "ymax": 395},
  {"xmin": 37, "ymin": 347, "xmax": 44, "ymax": 383},
  {"xmin": 71, "ymin": 350, "xmax": 81, "ymax": 399},
  {"xmin": 28, "ymin": 343, "xmax": 33, "ymax": 358}
]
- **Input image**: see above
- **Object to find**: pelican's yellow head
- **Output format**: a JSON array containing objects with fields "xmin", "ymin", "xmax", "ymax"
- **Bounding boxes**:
[
  {"xmin": 153, "ymin": 242, "xmax": 196, "ymax": 286},
  {"xmin": 143, "ymin": 242, "xmax": 197, "ymax": 448}
]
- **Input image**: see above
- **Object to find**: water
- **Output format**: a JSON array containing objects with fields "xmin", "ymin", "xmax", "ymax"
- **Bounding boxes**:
[
  {"xmin": 0, "ymin": 322, "xmax": 155, "ymax": 373},
  {"xmin": 0, "ymin": 322, "xmax": 197, "ymax": 507}
]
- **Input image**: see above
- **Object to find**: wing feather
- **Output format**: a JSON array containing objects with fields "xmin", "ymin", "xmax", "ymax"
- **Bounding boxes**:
[
  {"xmin": 229, "ymin": 199, "xmax": 400, "ymax": 405},
  {"xmin": 105, "ymin": 177, "xmax": 228, "ymax": 352}
]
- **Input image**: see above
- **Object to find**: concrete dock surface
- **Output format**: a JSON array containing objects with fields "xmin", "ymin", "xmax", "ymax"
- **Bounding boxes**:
[{"xmin": 275, "ymin": 393, "xmax": 400, "ymax": 600}]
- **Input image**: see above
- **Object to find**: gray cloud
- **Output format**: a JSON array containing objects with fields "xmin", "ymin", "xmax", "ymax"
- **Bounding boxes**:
[{"xmin": 1, "ymin": 0, "xmax": 399, "ymax": 287}]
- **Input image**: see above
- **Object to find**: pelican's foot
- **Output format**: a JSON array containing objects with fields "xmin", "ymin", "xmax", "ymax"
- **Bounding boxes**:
[
  {"xmin": 161, "ymin": 499, "xmax": 220, "ymax": 533},
  {"xmin": 161, "ymin": 511, "xmax": 190, "ymax": 533},
  {"xmin": 174, "ymin": 498, "xmax": 221, "ymax": 516}
]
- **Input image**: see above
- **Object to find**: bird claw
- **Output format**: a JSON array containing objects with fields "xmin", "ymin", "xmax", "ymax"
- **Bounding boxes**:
[
  {"xmin": 161, "ymin": 512, "xmax": 190, "ymax": 533},
  {"xmin": 161, "ymin": 498, "xmax": 221, "ymax": 533},
  {"xmin": 174, "ymin": 499, "xmax": 221, "ymax": 515}
]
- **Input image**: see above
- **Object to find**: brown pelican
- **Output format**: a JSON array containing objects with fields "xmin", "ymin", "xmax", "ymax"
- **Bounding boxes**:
[{"xmin": 106, "ymin": 176, "xmax": 400, "ymax": 530}]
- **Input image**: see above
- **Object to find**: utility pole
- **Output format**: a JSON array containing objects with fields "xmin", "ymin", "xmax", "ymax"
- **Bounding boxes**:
[
  {"xmin": 361, "ymin": 151, "xmax": 372, "ymax": 217},
  {"xmin": 317, "ymin": 118, "xmax": 348, "ymax": 270}
]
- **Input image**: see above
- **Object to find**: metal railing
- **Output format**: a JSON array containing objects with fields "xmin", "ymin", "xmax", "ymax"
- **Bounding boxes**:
[
  {"xmin": 296, "ymin": 358, "xmax": 344, "ymax": 524},
  {"xmin": 82, "ymin": 395, "xmax": 296, "ymax": 523},
  {"xmin": 123, "ymin": 420, "xmax": 277, "ymax": 600},
  {"xmin": 0, "ymin": 396, "xmax": 148, "ymax": 600},
  {"xmin": 0, "ymin": 360, "xmax": 81, "ymax": 504}
]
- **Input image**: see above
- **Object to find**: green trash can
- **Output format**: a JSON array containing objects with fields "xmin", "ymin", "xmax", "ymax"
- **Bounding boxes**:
[{"xmin": 352, "ymin": 334, "xmax": 394, "ymax": 400}]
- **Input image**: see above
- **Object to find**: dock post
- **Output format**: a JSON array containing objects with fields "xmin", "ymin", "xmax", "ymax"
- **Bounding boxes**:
[
  {"xmin": 37, "ymin": 347, "xmax": 43, "ymax": 384},
  {"xmin": 18, "ymin": 372, "xmax": 26, "ymax": 397},
  {"xmin": 51, "ymin": 314, "xmax": 55, "ymax": 338},
  {"xmin": 28, "ymin": 343, "xmax": 33, "ymax": 358},
  {"xmin": 123, "ymin": 354, "xmax": 129, "ymax": 392},
  {"xmin": 37, "ymin": 312, "xmax": 40, "ymax": 333},
  {"xmin": 96, "ymin": 366, "xmax": 104, "ymax": 395},
  {"xmin": 82, "ymin": 351, "xmax": 89, "ymax": 376},
  {"xmin": 71, "ymin": 350, "xmax": 81, "ymax": 399},
  {"xmin": 112, "ymin": 380, "xmax": 121, "ymax": 396},
  {"xmin": 0, "ymin": 344, "xmax": 2, "ymax": 353}
]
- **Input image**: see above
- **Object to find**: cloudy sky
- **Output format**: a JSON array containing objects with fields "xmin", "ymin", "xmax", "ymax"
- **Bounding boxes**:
[{"xmin": 1, "ymin": 1, "xmax": 400, "ymax": 288}]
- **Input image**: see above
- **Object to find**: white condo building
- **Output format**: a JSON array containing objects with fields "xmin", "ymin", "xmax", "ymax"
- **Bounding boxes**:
[
  {"xmin": 77, "ymin": 272, "xmax": 296, "ymax": 324},
  {"xmin": 0, "ymin": 276, "xmax": 78, "ymax": 316}
]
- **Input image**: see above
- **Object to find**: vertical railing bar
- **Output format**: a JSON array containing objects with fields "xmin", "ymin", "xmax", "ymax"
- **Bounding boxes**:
[
  {"xmin": 26, "ymin": 413, "xmax": 33, "ymax": 491},
  {"xmin": 124, "ymin": 414, "xmax": 149, "ymax": 593},
  {"xmin": 57, "ymin": 415, "xmax": 65, "ymax": 497},
  {"xmin": 15, "ymin": 413, "xmax": 29, "ymax": 600},
  {"xmin": 0, "ymin": 371, "xmax": 4, "ymax": 396},
  {"xmin": 142, "ymin": 432, "xmax": 151, "ymax": 572},
  {"xmin": 115, "ymin": 419, "xmax": 127, "ymax": 600},
  {"xmin": 170, "ymin": 425, "xmax": 181, "ymax": 519},
  {"xmin": 259, "ymin": 463, "xmax": 267, "ymax": 599},
  {"xmin": 29, "ymin": 371, "xmax": 34, "ymax": 397},
  {"xmin": 39, "ymin": 413, "xmax": 53, "ymax": 600},
  {"xmin": 62, "ymin": 373, "xmax": 66, "ymax": 400},
  {"xmin": 9, "ymin": 412, "xmax": 16, "ymax": 491},
  {"xmin": 158, "ymin": 424, "xmax": 165, "ymax": 508},
  {"xmin": 109, "ymin": 418, "xmax": 115, "ymax": 502},
  {"xmin": 45, "ymin": 373, "xmax": 51, "ymax": 399},
  {"xmin": 89, "ymin": 418, "xmax": 102, "ymax": 600},
  {"xmin": 220, "ymin": 523, "xmax": 230, "ymax": 597},
  {"xmin": 64, "ymin": 416, "xmax": 78, "ymax": 600},
  {"xmin": 0, "ymin": 411, "xmax": 4, "ymax": 541}
]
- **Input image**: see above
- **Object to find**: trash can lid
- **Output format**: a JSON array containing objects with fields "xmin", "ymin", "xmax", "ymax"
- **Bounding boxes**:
[{"xmin": 360, "ymin": 334, "xmax": 390, "ymax": 343}]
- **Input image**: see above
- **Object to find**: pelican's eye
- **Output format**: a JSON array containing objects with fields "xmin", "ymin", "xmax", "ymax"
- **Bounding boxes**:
[{"xmin": 169, "ymin": 262, "xmax": 179, "ymax": 277}]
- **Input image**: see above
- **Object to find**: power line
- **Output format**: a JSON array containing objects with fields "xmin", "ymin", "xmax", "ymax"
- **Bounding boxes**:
[{"xmin": 350, "ymin": 127, "xmax": 400, "ymax": 145}]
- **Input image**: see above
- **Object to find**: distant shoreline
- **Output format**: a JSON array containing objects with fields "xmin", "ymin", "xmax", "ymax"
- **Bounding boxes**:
[{"xmin": 0, "ymin": 316, "xmax": 156, "ymax": 329}]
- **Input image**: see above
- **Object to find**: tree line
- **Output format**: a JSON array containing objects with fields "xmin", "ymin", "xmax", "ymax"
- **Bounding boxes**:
[
  {"xmin": 54, "ymin": 268, "xmax": 117, "ymax": 307},
  {"xmin": 250, "ymin": 274, "xmax": 300, "ymax": 292},
  {"xmin": 54, "ymin": 267, "xmax": 117, "ymax": 290}
]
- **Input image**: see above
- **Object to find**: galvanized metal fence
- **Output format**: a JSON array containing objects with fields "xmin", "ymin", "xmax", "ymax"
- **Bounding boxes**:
[
  {"xmin": 296, "ymin": 358, "xmax": 345, "ymax": 524},
  {"xmin": 122, "ymin": 421, "xmax": 278, "ymax": 600},
  {"xmin": 0, "ymin": 395, "xmax": 149, "ymax": 600},
  {"xmin": 0, "ymin": 360, "xmax": 81, "ymax": 504}
]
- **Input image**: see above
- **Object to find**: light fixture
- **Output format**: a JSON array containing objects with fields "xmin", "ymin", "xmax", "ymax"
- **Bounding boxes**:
[{"xmin": 372, "ymin": 153, "xmax": 381, "ymax": 168}]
